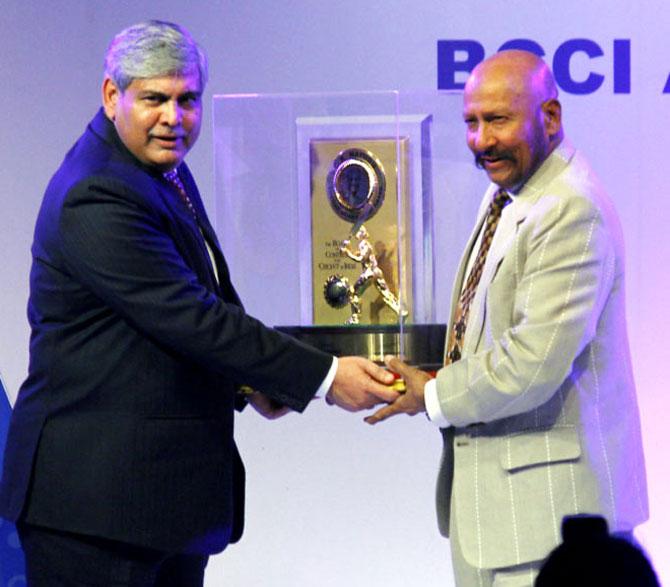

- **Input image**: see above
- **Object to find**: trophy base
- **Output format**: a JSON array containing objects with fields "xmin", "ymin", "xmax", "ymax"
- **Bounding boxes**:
[{"xmin": 276, "ymin": 323, "xmax": 446, "ymax": 370}]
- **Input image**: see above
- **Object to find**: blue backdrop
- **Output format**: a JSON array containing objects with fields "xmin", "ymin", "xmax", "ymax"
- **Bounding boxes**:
[{"xmin": 0, "ymin": 376, "xmax": 25, "ymax": 586}]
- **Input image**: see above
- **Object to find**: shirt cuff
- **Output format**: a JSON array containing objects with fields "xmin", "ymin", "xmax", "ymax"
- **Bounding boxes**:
[
  {"xmin": 315, "ymin": 356, "xmax": 338, "ymax": 398},
  {"xmin": 424, "ymin": 377, "xmax": 450, "ymax": 428}
]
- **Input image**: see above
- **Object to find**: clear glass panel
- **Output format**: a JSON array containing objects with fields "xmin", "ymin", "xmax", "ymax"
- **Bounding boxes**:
[{"xmin": 212, "ymin": 91, "xmax": 484, "ymax": 368}]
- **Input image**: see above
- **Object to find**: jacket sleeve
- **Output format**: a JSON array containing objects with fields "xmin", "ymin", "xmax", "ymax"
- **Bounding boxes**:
[
  {"xmin": 435, "ymin": 191, "xmax": 616, "ymax": 426},
  {"xmin": 58, "ymin": 175, "xmax": 331, "ymax": 412}
]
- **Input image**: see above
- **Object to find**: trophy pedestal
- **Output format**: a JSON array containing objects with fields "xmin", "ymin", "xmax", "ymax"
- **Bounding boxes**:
[{"xmin": 276, "ymin": 324, "xmax": 446, "ymax": 370}]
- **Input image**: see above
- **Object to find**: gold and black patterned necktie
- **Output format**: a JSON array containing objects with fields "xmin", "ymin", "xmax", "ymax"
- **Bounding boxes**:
[{"xmin": 446, "ymin": 189, "xmax": 512, "ymax": 364}]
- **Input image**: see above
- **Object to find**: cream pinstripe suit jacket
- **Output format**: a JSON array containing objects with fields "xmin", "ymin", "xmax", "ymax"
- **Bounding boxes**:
[{"xmin": 434, "ymin": 140, "xmax": 648, "ymax": 570}]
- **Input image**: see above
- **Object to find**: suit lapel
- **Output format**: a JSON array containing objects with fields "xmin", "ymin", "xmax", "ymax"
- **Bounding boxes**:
[
  {"xmin": 451, "ymin": 141, "xmax": 577, "ymax": 356},
  {"xmin": 480, "ymin": 197, "xmax": 532, "ymax": 285},
  {"xmin": 444, "ymin": 187, "xmax": 496, "ymax": 361},
  {"xmin": 90, "ymin": 109, "xmax": 242, "ymax": 305},
  {"xmin": 462, "ymin": 196, "xmax": 532, "ymax": 353},
  {"xmin": 155, "ymin": 173, "xmax": 224, "ymax": 296},
  {"xmin": 176, "ymin": 167, "xmax": 243, "ymax": 307}
]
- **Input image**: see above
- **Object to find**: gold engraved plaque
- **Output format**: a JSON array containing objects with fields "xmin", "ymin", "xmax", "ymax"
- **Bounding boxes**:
[{"xmin": 310, "ymin": 138, "xmax": 411, "ymax": 325}]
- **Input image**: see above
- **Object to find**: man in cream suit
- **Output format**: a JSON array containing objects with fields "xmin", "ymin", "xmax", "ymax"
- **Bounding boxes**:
[{"xmin": 367, "ymin": 50, "xmax": 648, "ymax": 585}]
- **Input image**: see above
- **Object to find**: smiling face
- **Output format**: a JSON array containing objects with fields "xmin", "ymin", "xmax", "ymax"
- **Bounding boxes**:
[
  {"xmin": 102, "ymin": 71, "xmax": 202, "ymax": 171},
  {"xmin": 463, "ymin": 51, "xmax": 562, "ymax": 191}
]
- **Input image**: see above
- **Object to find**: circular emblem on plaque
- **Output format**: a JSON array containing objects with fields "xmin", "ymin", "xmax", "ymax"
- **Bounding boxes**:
[
  {"xmin": 326, "ymin": 148, "xmax": 386, "ymax": 223},
  {"xmin": 323, "ymin": 275, "xmax": 351, "ymax": 309}
]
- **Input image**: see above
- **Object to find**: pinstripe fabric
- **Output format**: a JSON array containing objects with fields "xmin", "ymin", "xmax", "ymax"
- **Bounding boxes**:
[
  {"xmin": 450, "ymin": 483, "xmax": 542, "ymax": 587},
  {"xmin": 435, "ymin": 140, "xmax": 648, "ymax": 572},
  {"xmin": 0, "ymin": 109, "xmax": 334, "ymax": 554}
]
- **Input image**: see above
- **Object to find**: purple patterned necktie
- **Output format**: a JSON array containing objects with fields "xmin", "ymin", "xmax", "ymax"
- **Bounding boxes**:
[
  {"xmin": 446, "ymin": 189, "xmax": 511, "ymax": 364},
  {"xmin": 164, "ymin": 169, "xmax": 198, "ymax": 222}
]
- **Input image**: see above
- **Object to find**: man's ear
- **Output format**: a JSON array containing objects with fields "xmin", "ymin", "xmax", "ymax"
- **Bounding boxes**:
[
  {"xmin": 102, "ymin": 77, "xmax": 120, "ymax": 121},
  {"xmin": 542, "ymin": 98, "xmax": 562, "ymax": 137}
]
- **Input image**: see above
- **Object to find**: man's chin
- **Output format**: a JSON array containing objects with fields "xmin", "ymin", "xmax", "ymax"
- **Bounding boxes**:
[
  {"xmin": 486, "ymin": 170, "xmax": 509, "ymax": 187},
  {"xmin": 484, "ymin": 167, "xmax": 518, "ymax": 190},
  {"xmin": 147, "ymin": 150, "xmax": 186, "ymax": 172}
]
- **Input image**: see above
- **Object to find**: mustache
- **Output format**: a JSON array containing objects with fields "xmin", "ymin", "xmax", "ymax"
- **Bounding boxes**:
[{"xmin": 474, "ymin": 150, "xmax": 512, "ymax": 169}]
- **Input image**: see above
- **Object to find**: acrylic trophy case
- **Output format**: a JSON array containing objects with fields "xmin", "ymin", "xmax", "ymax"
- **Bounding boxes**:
[{"xmin": 212, "ymin": 91, "xmax": 470, "ymax": 370}]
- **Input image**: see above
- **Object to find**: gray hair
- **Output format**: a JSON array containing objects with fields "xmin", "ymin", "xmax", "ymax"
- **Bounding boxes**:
[{"xmin": 104, "ymin": 20, "xmax": 208, "ymax": 92}]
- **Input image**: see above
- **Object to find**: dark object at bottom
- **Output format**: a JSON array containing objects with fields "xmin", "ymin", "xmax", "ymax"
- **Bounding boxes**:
[
  {"xmin": 323, "ymin": 275, "xmax": 351, "ymax": 309},
  {"xmin": 276, "ymin": 323, "xmax": 446, "ymax": 370}
]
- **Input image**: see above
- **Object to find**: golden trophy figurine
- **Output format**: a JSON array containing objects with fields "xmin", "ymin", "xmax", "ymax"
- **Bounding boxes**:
[{"xmin": 327, "ymin": 224, "xmax": 406, "ymax": 324}]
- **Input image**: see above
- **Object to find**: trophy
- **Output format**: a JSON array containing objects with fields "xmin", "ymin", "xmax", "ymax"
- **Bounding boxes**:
[
  {"xmin": 326, "ymin": 224, "xmax": 407, "ymax": 324},
  {"xmin": 277, "ymin": 134, "xmax": 444, "ymax": 369},
  {"xmin": 320, "ymin": 147, "xmax": 408, "ymax": 325},
  {"xmin": 309, "ymin": 140, "xmax": 413, "ymax": 327},
  {"xmin": 212, "ymin": 93, "xmax": 446, "ymax": 369}
]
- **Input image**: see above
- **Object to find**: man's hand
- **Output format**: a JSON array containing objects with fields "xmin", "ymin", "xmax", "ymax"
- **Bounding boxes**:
[
  {"xmin": 247, "ymin": 391, "xmax": 292, "ymax": 420},
  {"xmin": 325, "ymin": 356, "xmax": 397, "ymax": 412},
  {"xmin": 364, "ymin": 356, "xmax": 431, "ymax": 424}
]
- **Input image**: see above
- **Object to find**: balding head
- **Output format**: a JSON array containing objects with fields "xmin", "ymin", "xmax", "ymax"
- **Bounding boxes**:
[
  {"xmin": 463, "ymin": 50, "xmax": 563, "ymax": 191},
  {"xmin": 467, "ymin": 50, "xmax": 558, "ymax": 110}
]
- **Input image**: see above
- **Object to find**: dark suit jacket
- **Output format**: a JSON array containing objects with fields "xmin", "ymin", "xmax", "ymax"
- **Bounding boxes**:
[{"xmin": 0, "ymin": 109, "xmax": 332, "ymax": 554}]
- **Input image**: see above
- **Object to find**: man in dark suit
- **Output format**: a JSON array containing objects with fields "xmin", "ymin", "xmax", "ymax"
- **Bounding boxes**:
[{"xmin": 0, "ymin": 21, "xmax": 396, "ymax": 586}]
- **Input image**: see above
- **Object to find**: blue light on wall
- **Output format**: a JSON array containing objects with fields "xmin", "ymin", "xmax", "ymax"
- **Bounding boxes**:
[{"xmin": 0, "ymin": 374, "xmax": 26, "ymax": 586}]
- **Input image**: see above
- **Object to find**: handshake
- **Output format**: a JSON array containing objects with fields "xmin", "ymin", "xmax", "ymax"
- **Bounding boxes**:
[{"xmin": 248, "ymin": 355, "xmax": 433, "ymax": 425}]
